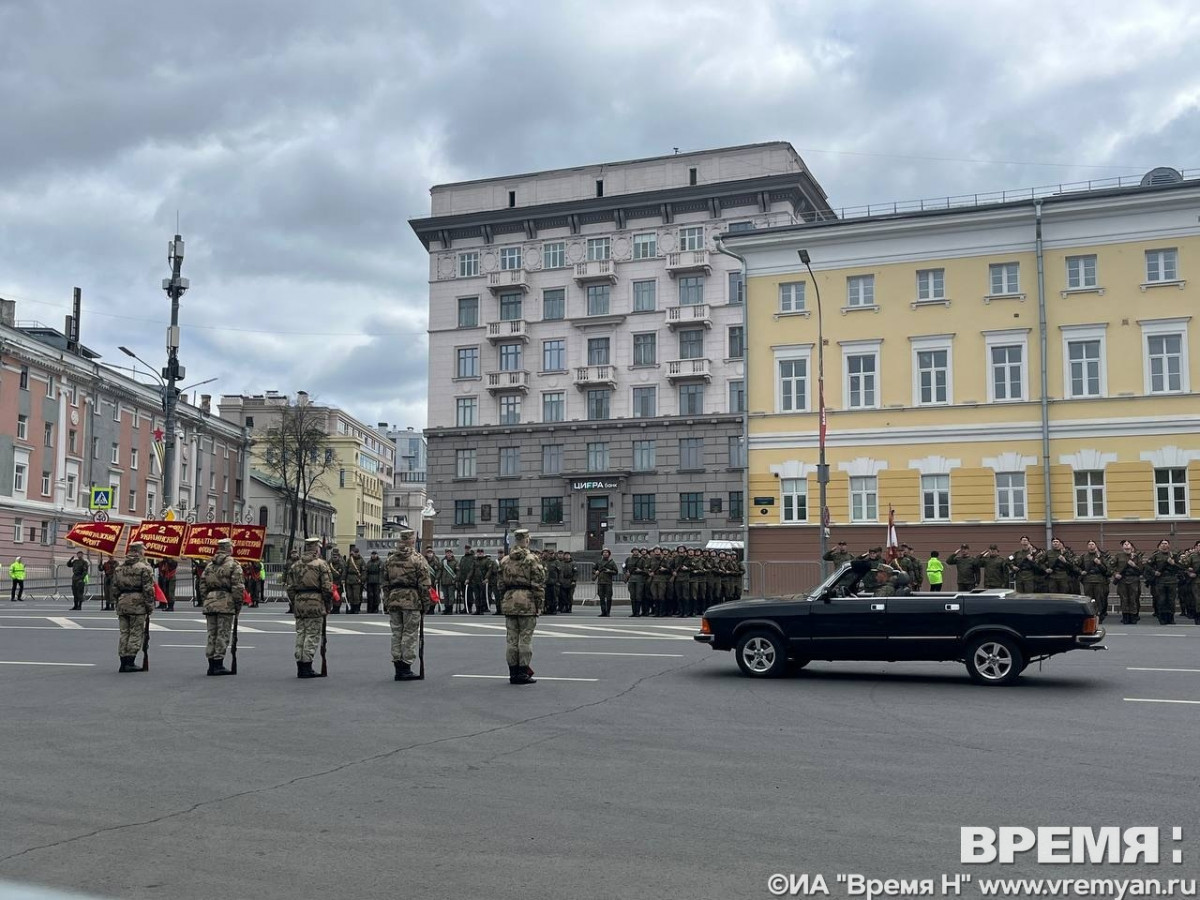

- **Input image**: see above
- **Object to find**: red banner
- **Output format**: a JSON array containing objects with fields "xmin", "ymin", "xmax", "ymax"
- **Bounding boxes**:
[
  {"xmin": 128, "ymin": 521, "xmax": 188, "ymax": 559},
  {"xmin": 179, "ymin": 524, "xmax": 266, "ymax": 562},
  {"xmin": 64, "ymin": 522, "xmax": 125, "ymax": 555}
]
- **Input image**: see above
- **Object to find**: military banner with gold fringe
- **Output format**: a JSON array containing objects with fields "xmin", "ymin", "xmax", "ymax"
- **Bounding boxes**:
[
  {"xmin": 128, "ymin": 521, "xmax": 188, "ymax": 559},
  {"xmin": 64, "ymin": 522, "xmax": 125, "ymax": 555}
]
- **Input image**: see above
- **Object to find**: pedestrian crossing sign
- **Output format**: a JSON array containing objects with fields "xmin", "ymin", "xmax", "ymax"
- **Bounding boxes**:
[{"xmin": 89, "ymin": 487, "xmax": 114, "ymax": 510}]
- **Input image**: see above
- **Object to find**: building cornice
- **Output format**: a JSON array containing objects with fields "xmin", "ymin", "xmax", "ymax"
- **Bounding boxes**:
[{"xmin": 426, "ymin": 413, "xmax": 745, "ymax": 439}]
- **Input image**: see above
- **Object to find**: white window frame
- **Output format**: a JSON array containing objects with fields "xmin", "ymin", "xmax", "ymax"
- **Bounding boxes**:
[
  {"xmin": 455, "ymin": 449, "xmax": 477, "ymax": 479},
  {"xmin": 66, "ymin": 472, "xmax": 77, "ymax": 502},
  {"xmin": 498, "ymin": 395, "xmax": 521, "ymax": 425},
  {"xmin": 773, "ymin": 344, "xmax": 812, "ymax": 414},
  {"xmin": 1140, "ymin": 317, "xmax": 1191, "ymax": 395},
  {"xmin": 631, "ymin": 386, "xmax": 657, "ymax": 418},
  {"xmin": 779, "ymin": 281, "xmax": 806, "ymax": 313},
  {"xmin": 499, "ymin": 247, "xmax": 523, "ymax": 270},
  {"xmin": 849, "ymin": 476, "xmax": 878, "ymax": 523},
  {"xmin": 984, "ymin": 329, "xmax": 1030, "ymax": 403},
  {"xmin": 586, "ymin": 237, "xmax": 610, "ymax": 261},
  {"xmin": 995, "ymin": 472, "xmax": 1027, "ymax": 521},
  {"xmin": 1065, "ymin": 254, "xmax": 1097, "ymax": 290},
  {"xmin": 13, "ymin": 517, "xmax": 24, "ymax": 543},
  {"xmin": 1060, "ymin": 324, "xmax": 1108, "ymax": 399},
  {"xmin": 632, "ymin": 233, "xmax": 657, "ymax": 259},
  {"xmin": 916, "ymin": 268, "xmax": 945, "ymax": 301},
  {"xmin": 458, "ymin": 251, "xmax": 480, "ymax": 278},
  {"xmin": 841, "ymin": 339, "xmax": 882, "ymax": 410},
  {"xmin": 110, "ymin": 442, "xmax": 120, "ymax": 465},
  {"xmin": 542, "ymin": 391, "xmax": 565, "ymax": 423},
  {"xmin": 455, "ymin": 397, "xmax": 478, "ymax": 427},
  {"xmin": 16, "ymin": 415, "xmax": 27, "ymax": 440},
  {"xmin": 780, "ymin": 477, "xmax": 808, "ymax": 523},
  {"xmin": 846, "ymin": 274, "xmax": 875, "ymax": 308},
  {"xmin": 498, "ymin": 446, "xmax": 521, "ymax": 477},
  {"xmin": 1145, "ymin": 248, "xmax": 1178, "ymax": 284},
  {"xmin": 41, "ymin": 471, "xmax": 51, "ymax": 497},
  {"xmin": 1073, "ymin": 470, "xmax": 1106, "ymax": 520},
  {"xmin": 542, "ymin": 242, "xmax": 565, "ymax": 269},
  {"xmin": 1154, "ymin": 467, "xmax": 1188, "ymax": 519},
  {"xmin": 678, "ymin": 226, "xmax": 703, "ymax": 252},
  {"xmin": 130, "ymin": 448, "xmax": 139, "ymax": 470},
  {"xmin": 920, "ymin": 474, "xmax": 950, "ymax": 522},
  {"xmin": 989, "ymin": 262, "xmax": 1020, "ymax": 296},
  {"xmin": 910, "ymin": 334, "xmax": 953, "ymax": 406},
  {"xmin": 632, "ymin": 279, "xmax": 657, "ymax": 312},
  {"xmin": 632, "ymin": 440, "xmax": 656, "ymax": 472}
]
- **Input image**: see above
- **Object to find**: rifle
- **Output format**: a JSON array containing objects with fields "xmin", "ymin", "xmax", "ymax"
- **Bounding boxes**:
[
  {"xmin": 319, "ymin": 615, "xmax": 328, "ymax": 677},
  {"xmin": 418, "ymin": 611, "xmax": 425, "ymax": 680},
  {"xmin": 141, "ymin": 615, "xmax": 150, "ymax": 671},
  {"xmin": 231, "ymin": 614, "xmax": 239, "ymax": 675}
]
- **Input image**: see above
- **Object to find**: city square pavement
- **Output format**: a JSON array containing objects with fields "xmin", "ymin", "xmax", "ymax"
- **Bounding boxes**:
[{"xmin": 0, "ymin": 599, "xmax": 1196, "ymax": 900}]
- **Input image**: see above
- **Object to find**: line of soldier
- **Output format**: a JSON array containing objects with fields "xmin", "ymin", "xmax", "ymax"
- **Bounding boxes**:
[
  {"xmin": 621, "ymin": 546, "xmax": 745, "ymax": 618},
  {"xmin": 822, "ymin": 537, "xmax": 1200, "ymax": 625}
]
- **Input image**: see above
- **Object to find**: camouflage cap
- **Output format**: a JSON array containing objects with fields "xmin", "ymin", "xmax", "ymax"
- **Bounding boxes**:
[
  {"xmin": 129, "ymin": 541, "xmax": 145, "ymax": 552},
  {"xmin": 513, "ymin": 529, "xmax": 529, "ymax": 538},
  {"xmin": 304, "ymin": 537, "xmax": 321, "ymax": 545},
  {"xmin": 217, "ymin": 537, "xmax": 233, "ymax": 548},
  {"xmin": 398, "ymin": 529, "xmax": 415, "ymax": 543}
]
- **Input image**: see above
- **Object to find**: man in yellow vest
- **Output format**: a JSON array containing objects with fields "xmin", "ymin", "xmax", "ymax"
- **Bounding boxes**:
[{"xmin": 8, "ymin": 557, "xmax": 26, "ymax": 602}]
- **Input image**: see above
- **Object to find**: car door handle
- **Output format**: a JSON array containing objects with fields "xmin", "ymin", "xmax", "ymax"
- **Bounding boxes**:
[
  {"xmin": 870, "ymin": 603, "xmax": 886, "ymax": 611},
  {"xmin": 945, "ymin": 603, "xmax": 961, "ymax": 611}
]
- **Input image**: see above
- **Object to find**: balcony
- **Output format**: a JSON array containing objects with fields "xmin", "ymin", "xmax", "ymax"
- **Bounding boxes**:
[
  {"xmin": 665, "ymin": 250, "xmax": 711, "ymax": 277},
  {"xmin": 665, "ymin": 303, "xmax": 712, "ymax": 329},
  {"xmin": 486, "ymin": 319, "xmax": 529, "ymax": 343},
  {"xmin": 665, "ymin": 358, "xmax": 712, "ymax": 382},
  {"xmin": 572, "ymin": 365, "xmax": 618, "ymax": 389},
  {"xmin": 485, "ymin": 370, "xmax": 530, "ymax": 394},
  {"xmin": 573, "ymin": 259, "xmax": 617, "ymax": 284},
  {"xmin": 487, "ymin": 268, "xmax": 529, "ymax": 293}
]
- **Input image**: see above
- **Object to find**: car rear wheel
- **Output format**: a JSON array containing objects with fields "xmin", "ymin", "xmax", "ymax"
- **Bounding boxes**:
[
  {"xmin": 965, "ymin": 635, "xmax": 1024, "ymax": 686},
  {"xmin": 735, "ymin": 630, "xmax": 787, "ymax": 678}
]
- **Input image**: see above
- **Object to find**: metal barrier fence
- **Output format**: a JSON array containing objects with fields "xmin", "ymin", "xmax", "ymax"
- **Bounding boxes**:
[{"xmin": 748, "ymin": 560, "xmax": 826, "ymax": 597}]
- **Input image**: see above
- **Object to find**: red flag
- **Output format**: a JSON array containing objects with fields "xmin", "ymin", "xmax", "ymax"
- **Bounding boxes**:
[
  {"xmin": 885, "ymin": 506, "xmax": 899, "ymax": 563},
  {"xmin": 64, "ymin": 522, "xmax": 125, "ymax": 555},
  {"xmin": 128, "ymin": 521, "xmax": 187, "ymax": 559}
]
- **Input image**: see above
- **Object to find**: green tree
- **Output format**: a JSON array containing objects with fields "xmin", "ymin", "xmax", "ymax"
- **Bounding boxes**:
[{"xmin": 255, "ymin": 399, "xmax": 336, "ymax": 558}]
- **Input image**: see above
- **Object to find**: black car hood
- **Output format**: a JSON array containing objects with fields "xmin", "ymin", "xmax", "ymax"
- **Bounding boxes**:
[{"xmin": 705, "ymin": 595, "xmax": 810, "ymax": 616}]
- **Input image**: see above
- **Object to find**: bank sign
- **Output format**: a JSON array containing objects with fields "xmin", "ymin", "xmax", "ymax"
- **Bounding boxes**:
[{"xmin": 570, "ymin": 479, "xmax": 621, "ymax": 491}]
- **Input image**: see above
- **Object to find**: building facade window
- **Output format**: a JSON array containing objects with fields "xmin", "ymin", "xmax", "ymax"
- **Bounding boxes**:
[
  {"xmin": 914, "ymin": 346, "xmax": 950, "ymax": 405},
  {"xmin": 586, "ymin": 237, "xmax": 610, "ymax": 261},
  {"xmin": 455, "ymin": 449, "xmax": 477, "ymax": 478},
  {"xmin": 632, "ymin": 493, "xmax": 656, "ymax": 522},
  {"xmin": 1144, "ymin": 327, "xmax": 1187, "ymax": 394},
  {"xmin": 775, "ymin": 349, "xmax": 810, "ymax": 413},
  {"xmin": 679, "ymin": 437, "xmax": 703, "ymax": 470},
  {"xmin": 632, "ymin": 332, "xmax": 657, "ymax": 366},
  {"xmin": 130, "ymin": 448, "xmax": 139, "ymax": 469},
  {"xmin": 678, "ymin": 329, "xmax": 704, "ymax": 360},
  {"xmin": 921, "ymin": 474, "xmax": 950, "ymax": 521},
  {"xmin": 586, "ymin": 284, "xmax": 610, "ymax": 316},
  {"xmin": 1145, "ymin": 248, "xmax": 1178, "ymax": 283},
  {"xmin": 542, "ymin": 288, "xmax": 565, "ymax": 320},
  {"xmin": 586, "ymin": 442, "xmax": 609, "ymax": 472},
  {"xmin": 542, "ymin": 392, "xmax": 564, "ymax": 422},
  {"xmin": 586, "ymin": 389, "xmax": 611, "ymax": 420},
  {"xmin": 542, "ymin": 444, "xmax": 563, "ymax": 475},
  {"xmin": 542, "ymin": 339, "xmax": 565, "ymax": 371},
  {"xmin": 19, "ymin": 366, "xmax": 28, "ymax": 390},
  {"xmin": 727, "ymin": 326, "xmax": 745, "ymax": 359},
  {"xmin": 996, "ymin": 472, "xmax": 1027, "ymax": 520},
  {"xmin": 990, "ymin": 344, "xmax": 1024, "ymax": 401},
  {"xmin": 587, "ymin": 337, "xmax": 610, "ymax": 366},
  {"xmin": 542, "ymin": 242, "xmax": 565, "ymax": 269},
  {"xmin": 728, "ymin": 491, "xmax": 744, "ymax": 520},
  {"xmin": 42, "ymin": 471, "xmax": 52, "ymax": 496},
  {"xmin": 1074, "ymin": 470, "xmax": 1105, "ymax": 519},
  {"xmin": 632, "ymin": 386, "xmax": 656, "ymax": 418},
  {"xmin": 1064, "ymin": 332, "xmax": 1105, "ymax": 398},
  {"xmin": 43, "ymin": 422, "xmax": 53, "ymax": 447},
  {"xmin": 454, "ymin": 499, "xmax": 475, "ymax": 526},
  {"xmin": 679, "ymin": 492, "xmax": 704, "ymax": 521},
  {"xmin": 678, "ymin": 383, "xmax": 704, "ymax": 415},
  {"xmin": 781, "ymin": 478, "xmax": 808, "ymax": 522},
  {"xmin": 455, "ymin": 397, "xmax": 477, "ymax": 427},
  {"xmin": 632, "ymin": 440, "xmax": 656, "ymax": 472},
  {"xmin": 1066, "ymin": 255, "xmax": 1097, "ymax": 289},
  {"xmin": 847, "ymin": 274, "xmax": 875, "ymax": 307},
  {"xmin": 779, "ymin": 281, "xmax": 805, "ymax": 312},
  {"xmin": 499, "ymin": 247, "xmax": 522, "ymax": 270},
  {"xmin": 729, "ymin": 380, "xmax": 745, "ymax": 413},
  {"xmin": 499, "ymin": 343, "xmax": 522, "ymax": 371},
  {"xmin": 632, "ymin": 233, "xmax": 657, "ymax": 259},
  {"xmin": 499, "ymin": 395, "xmax": 521, "ymax": 425},
  {"xmin": 849, "ymin": 476, "xmax": 877, "ymax": 522},
  {"xmin": 458, "ymin": 252, "xmax": 479, "ymax": 278},
  {"xmin": 456, "ymin": 347, "xmax": 480, "ymax": 378},
  {"xmin": 499, "ymin": 446, "xmax": 521, "ymax": 477},
  {"xmin": 678, "ymin": 275, "xmax": 704, "ymax": 306},
  {"xmin": 678, "ymin": 226, "xmax": 704, "ymax": 252},
  {"xmin": 16, "ymin": 415, "xmax": 27, "ymax": 440},
  {"xmin": 633, "ymin": 280, "xmax": 657, "ymax": 312},
  {"xmin": 728, "ymin": 435, "xmax": 746, "ymax": 468},
  {"xmin": 1154, "ymin": 468, "xmax": 1187, "ymax": 517},
  {"xmin": 916, "ymin": 268, "xmax": 945, "ymax": 301},
  {"xmin": 989, "ymin": 262, "xmax": 1020, "ymax": 295},
  {"xmin": 111, "ymin": 442, "xmax": 120, "ymax": 464},
  {"xmin": 728, "ymin": 271, "xmax": 745, "ymax": 304},
  {"xmin": 541, "ymin": 497, "xmax": 563, "ymax": 524},
  {"xmin": 845, "ymin": 352, "xmax": 878, "ymax": 409},
  {"xmin": 499, "ymin": 292, "xmax": 523, "ymax": 320},
  {"xmin": 496, "ymin": 498, "xmax": 520, "ymax": 523}
]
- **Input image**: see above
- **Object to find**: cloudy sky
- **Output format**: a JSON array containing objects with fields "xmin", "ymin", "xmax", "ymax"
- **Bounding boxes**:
[{"xmin": 2, "ymin": 0, "xmax": 1197, "ymax": 430}]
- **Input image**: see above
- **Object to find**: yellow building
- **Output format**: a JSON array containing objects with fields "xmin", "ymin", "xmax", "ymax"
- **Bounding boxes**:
[{"xmin": 725, "ymin": 171, "xmax": 1200, "ymax": 569}]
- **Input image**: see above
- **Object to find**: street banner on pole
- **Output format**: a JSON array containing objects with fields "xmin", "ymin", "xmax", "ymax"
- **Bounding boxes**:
[
  {"xmin": 128, "ymin": 521, "xmax": 188, "ymax": 558},
  {"xmin": 64, "ymin": 522, "xmax": 125, "ymax": 555}
]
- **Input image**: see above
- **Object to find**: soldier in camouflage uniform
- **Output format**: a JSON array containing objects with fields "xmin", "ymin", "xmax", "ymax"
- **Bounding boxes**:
[
  {"xmin": 468, "ymin": 547, "xmax": 489, "ymax": 614},
  {"xmin": 343, "ymin": 546, "xmax": 365, "ymax": 614},
  {"xmin": 561, "ymin": 552, "xmax": 577, "ymax": 613},
  {"xmin": 283, "ymin": 548, "xmax": 300, "ymax": 614},
  {"xmin": 1009, "ymin": 536, "xmax": 1044, "ymax": 593},
  {"xmin": 1077, "ymin": 540, "xmax": 1111, "ymax": 620},
  {"xmin": 365, "ymin": 551, "xmax": 383, "ymax": 614},
  {"xmin": 624, "ymin": 549, "xmax": 644, "ymax": 617},
  {"xmin": 594, "ymin": 548, "xmax": 617, "ymax": 617},
  {"xmin": 947, "ymin": 544, "xmax": 981, "ymax": 592},
  {"xmin": 438, "ymin": 550, "xmax": 458, "ymax": 615},
  {"xmin": 1042, "ymin": 538, "xmax": 1076, "ymax": 594},
  {"xmin": 499, "ymin": 529, "xmax": 546, "ymax": 685},
  {"xmin": 1111, "ymin": 540, "xmax": 1143, "ymax": 624},
  {"xmin": 112, "ymin": 542, "xmax": 155, "ymax": 672},
  {"xmin": 199, "ymin": 538, "xmax": 245, "ymax": 676},
  {"xmin": 384, "ymin": 530, "xmax": 431, "ymax": 681},
  {"xmin": 288, "ymin": 537, "xmax": 334, "ymax": 678}
]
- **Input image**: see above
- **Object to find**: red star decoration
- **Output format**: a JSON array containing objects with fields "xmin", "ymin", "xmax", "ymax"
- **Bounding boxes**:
[{"xmin": 153, "ymin": 428, "xmax": 164, "ymax": 442}]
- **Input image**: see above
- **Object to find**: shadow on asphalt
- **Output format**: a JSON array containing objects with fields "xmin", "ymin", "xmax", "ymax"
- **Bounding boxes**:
[{"xmin": 688, "ymin": 662, "xmax": 1108, "ymax": 691}]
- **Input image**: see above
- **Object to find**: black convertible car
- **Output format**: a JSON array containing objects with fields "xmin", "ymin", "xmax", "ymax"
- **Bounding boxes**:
[{"xmin": 695, "ymin": 560, "xmax": 1106, "ymax": 685}]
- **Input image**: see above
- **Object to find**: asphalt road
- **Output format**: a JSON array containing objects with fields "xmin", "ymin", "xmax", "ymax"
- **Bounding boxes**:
[{"xmin": 0, "ymin": 601, "xmax": 1197, "ymax": 900}]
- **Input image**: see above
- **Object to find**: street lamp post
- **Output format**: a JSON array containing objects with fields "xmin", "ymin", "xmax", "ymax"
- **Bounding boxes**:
[
  {"xmin": 162, "ymin": 235, "xmax": 189, "ymax": 514},
  {"xmin": 798, "ymin": 250, "xmax": 830, "ymax": 576}
]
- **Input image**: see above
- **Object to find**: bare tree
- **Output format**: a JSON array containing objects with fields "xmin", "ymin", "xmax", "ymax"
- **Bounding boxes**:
[{"xmin": 255, "ymin": 399, "xmax": 336, "ymax": 558}]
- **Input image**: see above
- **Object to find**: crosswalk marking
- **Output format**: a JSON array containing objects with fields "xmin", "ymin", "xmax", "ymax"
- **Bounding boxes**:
[
  {"xmin": 47, "ymin": 617, "xmax": 83, "ymax": 629},
  {"xmin": 452, "ymin": 674, "xmax": 598, "ymax": 682}
]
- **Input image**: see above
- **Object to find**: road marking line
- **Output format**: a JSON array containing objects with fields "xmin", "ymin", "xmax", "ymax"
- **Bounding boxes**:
[
  {"xmin": 233, "ymin": 624, "xmax": 266, "ymax": 633},
  {"xmin": 1104, "ymin": 632, "xmax": 1189, "ymax": 637},
  {"xmin": 0, "ymin": 661, "xmax": 96, "ymax": 667},
  {"xmin": 1123, "ymin": 698, "xmax": 1200, "ymax": 705},
  {"xmin": 561, "ymin": 651, "xmax": 685, "ymax": 658},
  {"xmin": 451, "ymin": 674, "xmax": 599, "ymax": 682},
  {"xmin": 539, "ymin": 622, "xmax": 694, "ymax": 639},
  {"xmin": 47, "ymin": 617, "xmax": 84, "ymax": 629},
  {"xmin": 0, "ymin": 625, "xmax": 117, "ymax": 630},
  {"xmin": 1127, "ymin": 667, "xmax": 1200, "ymax": 673},
  {"xmin": 160, "ymin": 644, "xmax": 256, "ymax": 649}
]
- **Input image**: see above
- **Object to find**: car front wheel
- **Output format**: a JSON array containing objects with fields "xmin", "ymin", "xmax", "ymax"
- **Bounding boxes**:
[
  {"xmin": 735, "ymin": 630, "xmax": 787, "ymax": 678},
  {"xmin": 965, "ymin": 635, "xmax": 1024, "ymax": 686}
]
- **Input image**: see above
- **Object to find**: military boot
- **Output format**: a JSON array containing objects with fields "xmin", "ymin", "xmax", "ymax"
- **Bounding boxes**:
[
  {"xmin": 208, "ymin": 658, "xmax": 231, "ymax": 676},
  {"xmin": 523, "ymin": 665, "xmax": 537, "ymax": 684},
  {"xmin": 397, "ymin": 662, "xmax": 418, "ymax": 681},
  {"xmin": 298, "ymin": 661, "xmax": 319, "ymax": 678},
  {"xmin": 508, "ymin": 665, "xmax": 522, "ymax": 684},
  {"xmin": 118, "ymin": 656, "xmax": 135, "ymax": 673},
  {"xmin": 394, "ymin": 661, "xmax": 404, "ymax": 681}
]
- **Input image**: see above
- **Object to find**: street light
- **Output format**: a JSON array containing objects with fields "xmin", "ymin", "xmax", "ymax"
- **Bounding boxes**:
[
  {"xmin": 162, "ymin": 235, "xmax": 189, "ymax": 516},
  {"xmin": 798, "ymin": 249, "xmax": 831, "ymax": 576}
]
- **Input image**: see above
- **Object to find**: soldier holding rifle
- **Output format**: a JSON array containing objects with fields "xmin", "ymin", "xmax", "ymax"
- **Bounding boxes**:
[
  {"xmin": 112, "ymin": 542, "xmax": 154, "ymax": 673},
  {"xmin": 288, "ymin": 536, "xmax": 334, "ymax": 678}
]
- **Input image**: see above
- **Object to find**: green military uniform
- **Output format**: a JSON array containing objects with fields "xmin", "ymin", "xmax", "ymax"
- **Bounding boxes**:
[
  {"xmin": 1042, "ymin": 545, "xmax": 1077, "ymax": 594},
  {"xmin": 1111, "ymin": 549, "xmax": 1143, "ymax": 624},
  {"xmin": 343, "ymin": 549, "xmax": 365, "ymax": 614},
  {"xmin": 365, "ymin": 552, "xmax": 383, "ymax": 614},
  {"xmin": 199, "ymin": 539, "xmax": 244, "ymax": 676},
  {"xmin": 1181, "ymin": 547, "xmax": 1200, "ymax": 621},
  {"xmin": 648, "ymin": 550, "xmax": 671, "ymax": 616},
  {"xmin": 384, "ymin": 532, "xmax": 431, "ymax": 681},
  {"xmin": 560, "ymin": 553, "xmax": 577, "ymax": 613},
  {"xmin": 68, "ymin": 555, "xmax": 90, "ymax": 610},
  {"xmin": 979, "ymin": 547, "xmax": 1009, "ymax": 589},
  {"xmin": 438, "ymin": 553, "xmax": 458, "ymax": 614},
  {"xmin": 822, "ymin": 546, "xmax": 854, "ymax": 570},
  {"xmin": 947, "ymin": 548, "xmax": 981, "ymax": 591},
  {"xmin": 112, "ymin": 543, "xmax": 155, "ymax": 672},
  {"xmin": 542, "ymin": 552, "xmax": 560, "ymax": 615},
  {"xmin": 1078, "ymin": 548, "xmax": 1111, "ymax": 620},
  {"xmin": 626, "ymin": 550, "xmax": 647, "ymax": 617},
  {"xmin": 594, "ymin": 552, "xmax": 618, "ymax": 617},
  {"xmin": 1009, "ymin": 547, "xmax": 1044, "ymax": 593},
  {"xmin": 1147, "ymin": 548, "xmax": 1183, "ymax": 625},
  {"xmin": 488, "ymin": 552, "xmax": 503, "ymax": 616},
  {"xmin": 288, "ymin": 538, "xmax": 334, "ymax": 677},
  {"xmin": 327, "ymin": 550, "xmax": 345, "ymax": 613},
  {"xmin": 499, "ymin": 530, "xmax": 546, "ymax": 684},
  {"xmin": 468, "ymin": 550, "xmax": 489, "ymax": 613},
  {"xmin": 898, "ymin": 550, "xmax": 923, "ymax": 591}
]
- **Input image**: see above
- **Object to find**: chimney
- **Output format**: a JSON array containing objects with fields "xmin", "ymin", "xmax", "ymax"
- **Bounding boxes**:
[
  {"xmin": 0, "ymin": 298, "xmax": 14, "ymax": 327},
  {"xmin": 200, "ymin": 394, "xmax": 212, "ymax": 414},
  {"xmin": 296, "ymin": 390, "xmax": 309, "ymax": 406}
]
